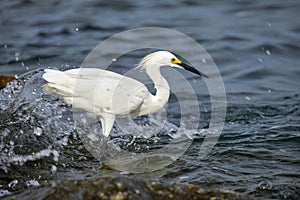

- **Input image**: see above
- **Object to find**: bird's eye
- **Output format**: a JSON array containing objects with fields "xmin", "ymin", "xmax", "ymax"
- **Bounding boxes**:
[{"xmin": 171, "ymin": 58, "xmax": 176, "ymax": 63}]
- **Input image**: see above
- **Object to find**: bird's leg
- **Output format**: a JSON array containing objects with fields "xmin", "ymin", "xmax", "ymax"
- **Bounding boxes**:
[{"xmin": 98, "ymin": 113, "xmax": 116, "ymax": 137}]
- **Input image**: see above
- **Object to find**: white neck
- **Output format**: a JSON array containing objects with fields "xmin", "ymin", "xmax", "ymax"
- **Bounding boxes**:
[{"xmin": 145, "ymin": 64, "xmax": 170, "ymax": 112}]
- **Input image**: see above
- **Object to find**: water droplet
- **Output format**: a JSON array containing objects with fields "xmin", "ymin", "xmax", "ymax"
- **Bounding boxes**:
[
  {"xmin": 268, "ymin": 89, "xmax": 272, "ymax": 93},
  {"xmin": 51, "ymin": 165, "xmax": 57, "ymax": 173},
  {"xmin": 52, "ymin": 150, "xmax": 59, "ymax": 162},
  {"xmin": 3, "ymin": 44, "xmax": 7, "ymax": 48},
  {"xmin": 201, "ymin": 58, "xmax": 206, "ymax": 63},
  {"xmin": 8, "ymin": 180, "xmax": 18, "ymax": 188},
  {"xmin": 267, "ymin": 22, "xmax": 272, "ymax": 27},
  {"xmin": 266, "ymin": 50, "xmax": 271, "ymax": 55},
  {"xmin": 245, "ymin": 96, "xmax": 251, "ymax": 100},
  {"xmin": 112, "ymin": 58, "xmax": 117, "ymax": 62},
  {"xmin": 25, "ymin": 179, "xmax": 40, "ymax": 187},
  {"xmin": 34, "ymin": 127, "xmax": 43, "ymax": 136},
  {"xmin": 258, "ymin": 57, "xmax": 263, "ymax": 62},
  {"xmin": 258, "ymin": 180, "xmax": 272, "ymax": 190},
  {"xmin": 14, "ymin": 52, "xmax": 20, "ymax": 61},
  {"xmin": 21, "ymin": 62, "xmax": 29, "ymax": 70},
  {"xmin": 75, "ymin": 27, "xmax": 79, "ymax": 31}
]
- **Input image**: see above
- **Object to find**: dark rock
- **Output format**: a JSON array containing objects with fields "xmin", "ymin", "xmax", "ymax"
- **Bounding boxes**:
[{"xmin": 3, "ymin": 176, "xmax": 251, "ymax": 200}]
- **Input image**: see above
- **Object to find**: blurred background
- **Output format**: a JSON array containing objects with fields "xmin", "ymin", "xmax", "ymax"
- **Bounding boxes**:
[{"xmin": 1, "ymin": 0, "xmax": 299, "ymax": 199}]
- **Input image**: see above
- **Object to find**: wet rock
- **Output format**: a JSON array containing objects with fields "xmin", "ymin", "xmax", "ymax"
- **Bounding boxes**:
[
  {"xmin": 0, "ymin": 75, "xmax": 15, "ymax": 90},
  {"xmin": 3, "ymin": 176, "xmax": 251, "ymax": 200}
]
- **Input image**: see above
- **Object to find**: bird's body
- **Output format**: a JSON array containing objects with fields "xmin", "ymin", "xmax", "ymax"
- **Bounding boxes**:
[{"xmin": 43, "ymin": 51, "xmax": 208, "ymax": 137}]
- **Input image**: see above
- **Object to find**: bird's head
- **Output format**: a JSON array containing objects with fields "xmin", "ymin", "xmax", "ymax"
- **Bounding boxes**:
[{"xmin": 137, "ymin": 51, "xmax": 209, "ymax": 78}]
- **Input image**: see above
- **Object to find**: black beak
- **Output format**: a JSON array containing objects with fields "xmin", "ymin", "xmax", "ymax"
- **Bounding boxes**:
[{"xmin": 179, "ymin": 62, "xmax": 209, "ymax": 78}]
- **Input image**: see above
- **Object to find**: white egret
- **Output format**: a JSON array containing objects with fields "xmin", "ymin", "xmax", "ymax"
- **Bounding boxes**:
[{"xmin": 42, "ymin": 51, "xmax": 208, "ymax": 137}]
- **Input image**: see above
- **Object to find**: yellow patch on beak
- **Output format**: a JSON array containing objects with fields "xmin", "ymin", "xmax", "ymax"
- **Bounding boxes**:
[{"xmin": 171, "ymin": 58, "xmax": 182, "ymax": 65}]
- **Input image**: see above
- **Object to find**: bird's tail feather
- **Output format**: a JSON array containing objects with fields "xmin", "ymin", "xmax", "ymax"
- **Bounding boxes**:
[
  {"xmin": 43, "ymin": 69, "xmax": 69, "ymax": 85},
  {"xmin": 43, "ymin": 83, "xmax": 74, "ymax": 97},
  {"xmin": 43, "ymin": 69, "xmax": 75, "ymax": 97}
]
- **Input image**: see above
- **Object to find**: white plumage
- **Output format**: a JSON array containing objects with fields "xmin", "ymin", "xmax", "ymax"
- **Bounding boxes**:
[{"xmin": 43, "ymin": 51, "xmax": 208, "ymax": 137}]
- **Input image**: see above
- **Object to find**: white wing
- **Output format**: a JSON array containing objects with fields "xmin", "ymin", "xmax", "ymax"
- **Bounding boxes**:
[{"xmin": 43, "ymin": 68, "xmax": 150, "ymax": 116}]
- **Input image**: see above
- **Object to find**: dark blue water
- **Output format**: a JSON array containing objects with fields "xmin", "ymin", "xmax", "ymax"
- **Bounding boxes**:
[{"xmin": 1, "ymin": 0, "xmax": 300, "ymax": 199}]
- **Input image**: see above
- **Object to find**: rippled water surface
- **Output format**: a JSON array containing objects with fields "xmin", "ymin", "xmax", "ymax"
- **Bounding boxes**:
[{"xmin": 1, "ymin": 0, "xmax": 300, "ymax": 199}]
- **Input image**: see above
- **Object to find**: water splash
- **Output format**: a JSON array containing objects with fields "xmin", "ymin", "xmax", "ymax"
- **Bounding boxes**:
[
  {"xmin": 74, "ymin": 108, "xmax": 195, "ymax": 173},
  {"xmin": 257, "ymin": 180, "xmax": 273, "ymax": 190},
  {"xmin": 0, "ymin": 69, "xmax": 76, "ymax": 190},
  {"xmin": 0, "ymin": 68, "xmax": 195, "ymax": 186}
]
